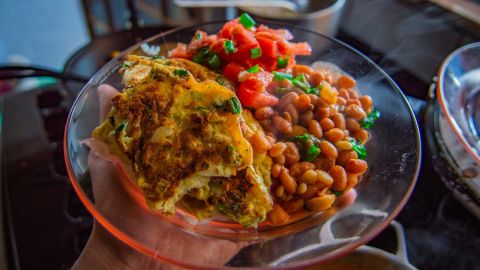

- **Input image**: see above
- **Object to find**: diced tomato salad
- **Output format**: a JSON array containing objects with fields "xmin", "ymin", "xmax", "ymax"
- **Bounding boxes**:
[{"xmin": 169, "ymin": 14, "xmax": 312, "ymax": 109}]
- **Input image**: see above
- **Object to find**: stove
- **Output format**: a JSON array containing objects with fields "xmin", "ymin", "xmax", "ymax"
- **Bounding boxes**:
[{"xmin": 2, "ymin": 0, "xmax": 480, "ymax": 269}]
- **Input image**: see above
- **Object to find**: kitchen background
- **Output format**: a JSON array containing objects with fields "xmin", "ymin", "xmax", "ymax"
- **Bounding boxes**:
[{"xmin": 1, "ymin": 0, "xmax": 480, "ymax": 269}]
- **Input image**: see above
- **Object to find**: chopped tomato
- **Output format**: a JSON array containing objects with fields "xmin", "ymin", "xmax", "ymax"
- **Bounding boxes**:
[
  {"xmin": 168, "ymin": 16, "xmax": 312, "ymax": 108},
  {"xmin": 255, "ymin": 31, "xmax": 282, "ymax": 41},
  {"xmin": 248, "ymin": 71, "xmax": 274, "ymax": 90},
  {"xmin": 277, "ymin": 39, "xmax": 291, "ymax": 56},
  {"xmin": 237, "ymin": 83, "xmax": 278, "ymax": 108},
  {"xmin": 210, "ymin": 38, "xmax": 235, "ymax": 62},
  {"xmin": 257, "ymin": 25, "xmax": 293, "ymax": 40},
  {"xmin": 223, "ymin": 62, "xmax": 245, "ymax": 82},
  {"xmin": 218, "ymin": 19, "xmax": 242, "ymax": 39},
  {"xmin": 169, "ymin": 43, "xmax": 193, "ymax": 58},
  {"xmin": 253, "ymin": 56, "xmax": 278, "ymax": 71},
  {"xmin": 205, "ymin": 34, "xmax": 218, "ymax": 44},
  {"xmin": 230, "ymin": 25, "xmax": 258, "ymax": 65},
  {"xmin": 291, "ymin": 42, "xmax": 312, "ymax": 55},
  {"xmin": 187, "ymin": 30, "xmax": 216, "ymax": 52},
  {"xmin": 257, "ymin": 37, "xmax": 278, "ymax": 59}
]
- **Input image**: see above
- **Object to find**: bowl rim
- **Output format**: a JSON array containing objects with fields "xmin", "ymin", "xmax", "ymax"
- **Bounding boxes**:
[
  {"xmin": 64, "ymin": 20, "xmax": 421, "ymax": 269},
  {"xmin": 436, "ymin": 41, "xmax": 480, "ymax": 165}
]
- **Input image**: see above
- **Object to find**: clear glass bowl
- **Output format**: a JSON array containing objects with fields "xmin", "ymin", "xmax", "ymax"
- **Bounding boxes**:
[
  {"xmin": 64, "ymin": 21, "xmax": 421, "ymax": 269},
  {"xmin": 437, "ymin": 42, "xmax": 480, "ymax": 164}
]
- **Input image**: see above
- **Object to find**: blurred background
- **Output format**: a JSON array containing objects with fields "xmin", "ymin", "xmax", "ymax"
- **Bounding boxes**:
[{"xmin": 0, "ymin": 0, "xmax": 479, "ymax": 269}]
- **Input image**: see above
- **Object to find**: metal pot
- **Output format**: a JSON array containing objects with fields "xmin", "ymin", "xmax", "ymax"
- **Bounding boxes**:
[
  {"xmin": 312, "ymin": 221, "xmax": 417, "ymax": 270},
  {"xmin": 240, "ymin": 0, "xmax": 346, "ymax": 36},
  {"xmin": 270, "ymin": 220, "xmax": 417, "ymax": 270}
]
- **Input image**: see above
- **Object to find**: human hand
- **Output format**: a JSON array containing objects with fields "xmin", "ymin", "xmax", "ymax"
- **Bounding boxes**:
[{"xmin": 72, "ymin": 84, "xmax": 245, "ymax": 270}]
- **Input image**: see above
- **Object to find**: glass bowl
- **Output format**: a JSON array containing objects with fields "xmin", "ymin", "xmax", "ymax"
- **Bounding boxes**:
[
  {"xmin": 437, "ymin": 42, "xmax": 480, "ymax": 164},
  {"xmin": 64, "ymin": 21, "xmax": 421, "ymax": 269}
]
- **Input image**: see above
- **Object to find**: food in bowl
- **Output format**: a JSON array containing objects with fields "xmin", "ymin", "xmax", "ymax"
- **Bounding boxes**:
[{"xmin": 91, "ymin": 14, "xmax": 380, "ymax": 227}]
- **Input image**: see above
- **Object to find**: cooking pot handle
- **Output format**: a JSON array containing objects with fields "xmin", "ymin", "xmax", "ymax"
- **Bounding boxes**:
[{"xmin": 390, "ymin": 220, "xmax": 410, "ymax": 263}]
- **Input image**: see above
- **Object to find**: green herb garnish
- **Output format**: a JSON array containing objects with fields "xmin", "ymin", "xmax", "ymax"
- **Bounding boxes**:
[
  {"xmin": 195, "ymin": 106, "xmax": 209, "ymax": 111},
  {"xmin": 122, "ymin": 61, "xmax": 133, "ymax": 68},
  {"xmin": 361, "ymin": 108, "xmax": 380, "ymax": 128},
  {"xmin": 331, "ymin": 190, "xmax": 344, "ymax": 196},
  {"xmin": 250, "ymin": 47, "xmax": 261, "ymax": 59},
  {"xmin": 350, "ymin": 139, "xmax": 367, "ymax": 160},
  {"xmin": 150, "ymin": 55, "xmax": 163, "ymax": 60},
  {"xmin": 273, "ymin": 71, "xmax": 293, "ymax": 81},
  {"xmin": 193, "ymin": 47, "xmax": 222, "ymax": 70},
  {"xmin": 291, "ymin": 74, "xmax": 320, "ymax": 95},
  {"xmin": 292, "ymin": 74, "xmax": 309, "ymax": 91},
  {"xmin": 291, "ymin": 133, "xmax": 321, "ymax": 162},
  {"xmin": 305, "ymin": 144, "xmax": 321, "ymax": 162},
  {"xmin": 277, "ymin": 57, "xmax": 289, "ymax": 69},
  {"xmin": 216, "ymin": 202, "xmax": 226, "ymax": 213},
  {"xmin": 115, "ymin": 123, "xmax": 126, "ymax": 135},
  {"xmin": 215, "ymin": 76, "xmax": 225, "ymax": 86},
  {"xmin": 192, "ymin": 47, "xmax": 210, "ymax": 63},
  {"xmin": 226, "ymin": 144, "xmax": 235, "ymax": 152},
  {"xmin": 246, "ymin": 64, "xmax": 259, "ymax": 73},
  {"xmin": 225, "ymin": 96, "xmax": 242, "ymax": 114},
  {"xmin": 239, "ymin": 13, "xmax": 256, "ymax": 29},
  {"xmin": 195, "ymin": 32, "xmax": 201, "ymax": 40},
  {"xmin": 306, "ymin": 86, "xmax": 320, "ymax": 95},
  {"xmin": 173, "ymin": 68, "xmax": 189, "ymax": 78},
  {"xmin": 224, "ymin": 40, "xmax": 236, "ymax": 54},
  {"xmin": 207, "ymin": 53, "xmax": 221, "ymax": 69}
]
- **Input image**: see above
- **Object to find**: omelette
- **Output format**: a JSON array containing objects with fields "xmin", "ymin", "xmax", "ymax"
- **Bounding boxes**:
[{"xmin": 92, "ymin": 56, "xmax": 272, "ymax": 226}]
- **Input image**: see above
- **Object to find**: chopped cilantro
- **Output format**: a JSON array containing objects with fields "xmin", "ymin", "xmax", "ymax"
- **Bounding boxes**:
[
  {"xmin": 246, "ymin": 64, "xmax": 259, "ymax": 73},
  {"xmin": 306, "ymin": 86, "xmax": 320, "ymax": 95},
  {"xmin": 273, "ymin": 71, "xmax": 293, "ymax": 81},
  {"xmin": 277, "ymin": 57, "xmax": 289, "ymax": 69},
  {"xmin": 115, "ymin": 123, "xmax": 126, "ymax": 135},
  {"xmin": 224, "ymin": 40, "xmax": 236, "ymax": 54},
  {"xmin": 291, "ymin": 133, "xmax": 321, "ymax": 162},
  {"xmin": 192, "ymin": 47, "xmax": 210, "ymax": 63},
  {"xmin": 291, "ymin": 74, "xmax": 320, "ymax": 95},
  {"xmin": 225, "ymin": 96, "xmax": 242, "ymax": 114},
  {"xmin": 195, "ymin": 106, "xmax": 209, "ymax": 111},
  {"xmin": 350, "ymin": 139, "xmax": 367, "ymax": 160},
  {"xmin": 173, "ymin": 69, "xmax": 189, "ymax": 78},
  {"xmin": 304, "ymin": 144, "xmax": 321, "ymax": 162},
  {"xmin": 292, "ymin": 74, "xmax": 309, "ymax": 91},
  {"xmin": 195, "ymin": 32, "xmax": 201, "ymax": 40},
  {"xmin": 239, "ymin": 13, "xmax": 256, "ymax": 29},
  {"xmin": 215, "ymin": 76, "xmax": 225, "ymax": 86},
  {"xmin": 150, "ymin": 55, "xmax": 163, "ymax": 60},
  {"xmin": 216, "ymin": 202, "xmax": 226, "ymax": 213},
  {"xmin": 122, "ymin": 61, "xmax": 133, "ymax": 68},
  {"xmin": 361, "ymin": 108, "xmax": 380, "ymax": 128},
  {"xmin": 192, "ymin": 47, "xmax": 222, "ymax": 70},
  {"xmin": 331, "ymin": 190, "xmax": 344, "ymax": 197},
  {"xmin": 250, "ymin": 47, "xmax": 261, "ymax": 59},
  {"xmin": 207, "ymin": 53, "xmax": 221, "ymax": 69}
]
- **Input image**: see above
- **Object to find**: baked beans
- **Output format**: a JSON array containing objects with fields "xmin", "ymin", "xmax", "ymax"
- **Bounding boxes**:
[{"xmin": 257, "ymin": 64, "xmax": 374, "ymax": 224}]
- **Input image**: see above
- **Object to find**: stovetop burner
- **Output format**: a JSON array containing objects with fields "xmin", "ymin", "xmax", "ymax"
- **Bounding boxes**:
[{"xmin": 2, "ymin": 86, "xmax": 93, "ymax": 269}]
